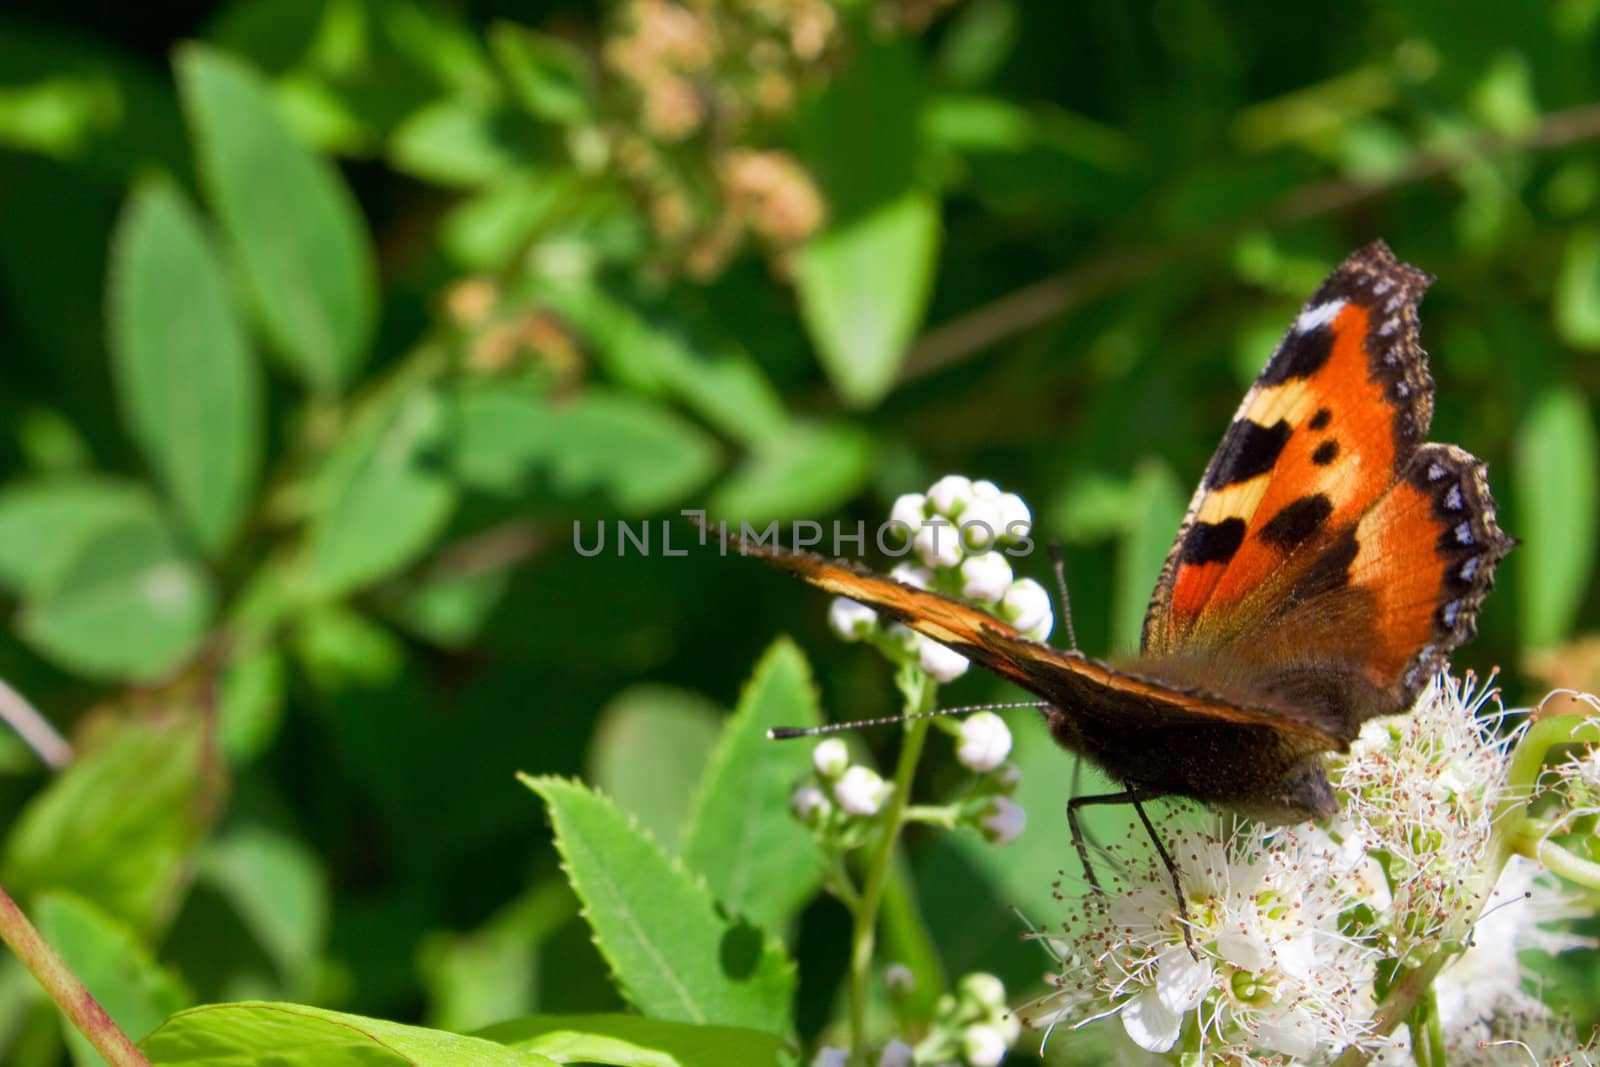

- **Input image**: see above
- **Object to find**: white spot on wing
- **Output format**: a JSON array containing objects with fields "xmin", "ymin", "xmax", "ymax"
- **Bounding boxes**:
[
  {"xmin": 1445, "ymin": 484, "xmax": 1464, "ymax": 511},
  {"xmin": 1295, "ymin": 299, "xmax": 1347, "ymax": 334},
  {"xmin": 1454, "ymin": 522, "xmax": 1474, "ymax": 545}
]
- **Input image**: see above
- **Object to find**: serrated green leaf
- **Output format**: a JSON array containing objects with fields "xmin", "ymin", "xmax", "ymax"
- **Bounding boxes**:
[
  {"xmin": 681, "ymin": 640, "xmax": 823, "ymax": 930},
  {"xmin": 177, "ymin": 44, "xmax": 375, "ymax": 392},
  {"xmin": 521, "ymin": 776, "xmax": 794, "ymax": 1034},
  {"xmin": 796, "ymin": 192, "xmax": 939, "ymax": 408},
  {"xmin": 587, "ymin": 686, "xmax": 724, "ymax": 852},
  {"xmin": 305, "ymin": 383, "xmax": 457, "ymax": 597},
  {"xmin": 708, "ymin": 420, "xmax": 874, "ymax": 522},
  {"xmin": 0, "ymin": 477, "xmax": 160, "ymax": 596},
  {"xmin": 476, "ymin": 1014, "xmax": 791, "ymax": 1067},
  {"xmin": 450, "ymin": 382, "xmax": 719, "ymax": 514},
  {"xmin": 198, "ymin": 824, "xmax": 328, "ymax": 994},
  {"xmin": 1515, "ymin": 388, "xmax": 1598, "ymax": 649},
  {"xmin": 141, "ymin": 1002, "xmax": 556, "ymax": 1066},
  {"xmin": 19, "ymin": 514, "xmax": 215, "ymax": 681},
  {"xmin": 4, "ymin": 713, "xmax": 220, "ymax": 933},
  {"xmin": 36, "ymin": 891, "xmax": 189, "ymax": 1061},
  {"xmin": 107, "ymin": 179, "xmax": 260, "ymax": 554}
]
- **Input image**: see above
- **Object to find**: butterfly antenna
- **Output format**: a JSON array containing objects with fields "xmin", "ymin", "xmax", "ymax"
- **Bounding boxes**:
[
  {"xmin": 768, "ymin": 700, "xmax": 1046, "ymax": 740},
  {"xmin": 1048, "ymin": 541, "xmax": 1080, "ymax": 653}
]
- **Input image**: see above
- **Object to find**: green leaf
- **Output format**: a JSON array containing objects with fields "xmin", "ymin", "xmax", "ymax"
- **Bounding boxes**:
[
  {"xmin": 19, "ymin": 514, "xmax": 215, "ymax": 681},
  {"xmin": 107, "ymin": 179, "xmax": 260, "ymax": 554},
  {"xmin": 141, "ymin": 1002, "xmax": 556, "ymax": 1066},
  {"xmin": 4, "ymin": 712, "xmax": 220, "ymax": 933},
  {"xmin": 477, "ymin": 1014, "xmax": 791, "ymax": 1067},
  {"xmin": 0, "ymin": 477, "xmax": 159, "ymax": 596},
  {"xmin": 681, "ymin": 640, "xmax": 823, "ymax": 930},
  {"xmin": 451, "ymin": 382, "xmax": 719, "ymax": 514},
  {"xmin": 1515, "ymin": 388, "xmax": 1598, "ymax": 649},
  {"xmin": 36, "ymin": 891, "xmax": 189, "ymax": 1060},
  {"xmin": 198, "ymin": 824, "xmax": 329, "ymax": 993},
  {"xmin": 489, "ymin": 23, "xmax": 595, "ymax": 124},
  {"xmin": 708, "ymin": 420, "xmax": 874, "ymax": 522},
  {"xmin": 1555, "ymin": 225, "xmax": 1600, "ymax": 350},
  {"xmin": 521, "ymin": 776, "xmax": 794, "ymax": 1034},
  {"xmin": 795, "ymin": 192, "xmax": 940, "ymax": 408},
  {"xmin": 177, "ymin": 44, "xmax": 375, "ymax": 392},
  {"xmin": 587, "ymin": 685, "xmax": 724, "ymax": 853},
  {"xmin": 218, "ymin": 642, "xmax": 286, "ymax": 764},
  {"xmin": 305, "ymin": 382, "xmax": 457, "ymax": 597}
]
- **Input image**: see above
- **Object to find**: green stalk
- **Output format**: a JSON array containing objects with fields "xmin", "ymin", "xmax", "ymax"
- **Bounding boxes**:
[
  {"xmin": 0, "ymin": 883, "xmax": 149, "ymax": 1067},
  {"xmin": 848, "ymin": 684, "xmax": 935, "ymax": 1064}
]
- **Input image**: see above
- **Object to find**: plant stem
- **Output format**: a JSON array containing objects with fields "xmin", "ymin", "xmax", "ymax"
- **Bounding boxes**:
[
  {"xmin": 0, "ymin": 883, "xmax": 149, "ymax": 1067},
  {"xmin": 1328, "ymin": 949, "xmax": 1453, "ymax": 1067},
  {"xmin": 848, "ymin": 687, "xmax": 934, "ymax": 1065}
]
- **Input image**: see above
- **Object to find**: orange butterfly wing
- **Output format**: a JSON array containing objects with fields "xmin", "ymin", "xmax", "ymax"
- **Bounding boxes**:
[{"xmin": 1141, "ymin": 241, "xmax": 1512, "ymax": 716}]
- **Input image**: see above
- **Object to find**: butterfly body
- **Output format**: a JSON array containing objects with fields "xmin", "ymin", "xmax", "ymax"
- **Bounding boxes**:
[{"xmin": 725, "ymin": 241, "xmax": 1513, "ymax": 825}]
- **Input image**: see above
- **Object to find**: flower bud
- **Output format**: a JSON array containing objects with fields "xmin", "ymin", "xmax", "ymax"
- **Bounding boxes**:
[
  {"xmin": 1001, "ymin": 578, "xmax": 1052, "ymax": 640},
  {"xmin": 813, "ymin": 738, "xmax": 850, "ymax": 778},
  {"xmin": 960, "ymin": 552, "xmax": 1013, "ymax": 603},
  {"xmin": 890, "ymin": 562, "xmax": 934, "ymax": 590},
  {"xmin": 956, "ymin": 712, "xmax": 1013, "ymax": 772},
  {"xmin": 876, "ymin": 1038, "xmax": 913, "ymax": 1067},
  {"xmin": 996, "ymin": 492, "xmax": 1031, "ymax": 541},
  {"xmin": 918, "ymin": 638, "xmax": 970, "ymax": 682},
  {"xmin": 914, "ymin": 518, "xmax": 964, "ymax": 569},
  {"xmin": 889, "ymin": 493, "xmax": 928, "ymax": 540},
  {"xmin": 790, "ymin": 785, "xmax": 831, "ymax": 825},
  {"xmin": 835, "ymin": 765, "xmax": 892, "ymax": 816},
  {"xmin": 811, "ymin": 1048, "xmax": 849, "ymax": 1067},
  {"xmin": 978, "ymin": 796, "xmax": 1026, "ymax": 845},
  {"xmin": 928, "ymin": 474, "xmax": 975, "ymax": 516},
  {"xmin": 960, "ymin": 972, "xmax": 1008, "ymax": 1011},
  {"xmin": 884, "ymin": 962, "xmax": 917, "ymax": 996},
  {"xmin": 829, "ymin": 597, "xmax": 878, "ymax": 641},
  {"xmin": 961, "ymin": 1023, "xmax": 1008, "ymax": 1067}
]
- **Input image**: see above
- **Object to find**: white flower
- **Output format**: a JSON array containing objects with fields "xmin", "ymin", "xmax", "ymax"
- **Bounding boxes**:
[
  {"xmin": 928, "ymin": 474, "xmax": 974, "ymax": 516},
  {"xmin": 960, "ymin": 1024, "xmax": 1007, "ymax": 1067},
  {"xmin": 991, "ymin": 762, "xmax": 1021, "ymax": 793},
  {"xmin": 960, "ymin": 972, "xmax": 1007, "ymax": 1011},
  {"xmin": 813, "ymin": 738, "xmax": 850, "ymax": 778},
  {"xmin": 811, "ymin": 1047, "xmax": 849, "ymax": 1067},
  {"xmin": 918, "ymin": 638, "xmax": 970, "ymax": 682},
  {"xmin": 889, "ymin": 492, "xmax": 928, "ymax": 539},
  {"xmin": 1022, "ymin": 816, "xmax": 1379, "ymax": 1060},
  {"xmin": 829, "ymin": 597, "xmax": 877, "ymax": 641},
  {"xmin": 914, "ymin": 518, "xmax": 964, "ymax": 569},
  {"xmin": 971, "ymin": 478, "xmax": 1001, "ymax": 500},
  {"xmin": 959, "ymin": 552, "xmax": 1012, "ymax": 603},
  {"xmin": 956, "ymin": 712, "xmax": 1012, "ymax": 772},
  {"xmin": 1000, "ymin": 579, "xmax": 1052, "ymax": 640},
  {"xmin": 995, "ymin": 492, "xmax": 1030, "ymax": 541},
  {"xmin": 790, "ymin": 785, "xmax": 831, "ymax": 824},
  {"xmin": 890, "ymin": 562, "xmax": 934, "ymax": 590},
  {"xmin": 835, "ymin": 765, "xmax": 892, "ymax": 816},
  {"xmin": 876, "ymin": 1038, "xmax": 914, "ymax": 1067},
  {"xmin": 978, "ymin": 796, "xmax": 1025, "ymax": 845},
  {"xmin": 884, "ymin": 963, "xmax": 916, "ymax": 996}
]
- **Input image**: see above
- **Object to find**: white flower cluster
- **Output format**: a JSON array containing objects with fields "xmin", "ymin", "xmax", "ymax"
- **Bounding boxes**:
[
  {"xmin": 954, "ymin": 712, "xmax": 1026, "ymax": 846},
  {"xmin": 830, "ymin": 476, "xmax": 1051, "ymax": 684},
  {"xmin": 792, "ymin": 738, "xmax": 893, "ymax": 822},
  {"xmin": 1024, "ymin": 816, "xmax": 1381, "ymax": 1061},
  {"xmin": 1023, "ymin": 673, "xmax": 1598, "ymax": 1064}
]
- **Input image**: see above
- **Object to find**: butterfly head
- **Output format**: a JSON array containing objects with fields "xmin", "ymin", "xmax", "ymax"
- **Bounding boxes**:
[{"xmin": 1230, "ymin": 756, "xmax": 1340, "ymax": 825}]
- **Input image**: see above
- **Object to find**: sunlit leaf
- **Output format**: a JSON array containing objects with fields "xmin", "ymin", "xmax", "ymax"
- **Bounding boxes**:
[
  {"xmin": 476, "ymin": 1014, "xmax": 790, "ymax": 1067},
  {"xmin": 1515, "ymin": 388, "xmax": 1598, "ymax": 649},
  {"xmin": 681, "ymin": 639, "xmax": 824, "ymax": 929},
  {"xmin": 522, "ymin": 776, "xmax": 794, "ymax": 1033},
  {"xmin": 587, "ymin": 685, "xmax": 724, "ymax": 852}
]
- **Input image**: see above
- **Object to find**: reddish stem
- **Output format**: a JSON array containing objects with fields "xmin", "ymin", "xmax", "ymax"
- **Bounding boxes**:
[{"xmin": 0, "ymin": 883, "xmax": 150, "ymax": 1066}]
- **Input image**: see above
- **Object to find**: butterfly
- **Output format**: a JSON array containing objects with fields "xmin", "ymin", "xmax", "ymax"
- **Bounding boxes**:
[{"xmin": 714, "ymin": 240, "xmax": 1511, "ymax": 855}]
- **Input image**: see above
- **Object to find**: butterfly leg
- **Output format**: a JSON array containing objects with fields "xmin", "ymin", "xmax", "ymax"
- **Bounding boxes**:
[{"xmin": 1065, "ymin": 787, "xmax": 1196, "ymax": 959}]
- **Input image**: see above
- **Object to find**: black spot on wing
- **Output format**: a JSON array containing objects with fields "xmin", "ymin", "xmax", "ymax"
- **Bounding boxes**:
[
  {"xmin": 1311, "ymin": 440, "xmax": 1339, "ymax": 466},
  {"xmin": 1180, "ymin": 518, "xmax": 1246, "ymax": 565},
  {"xmin": 1259, "ymin": 494, "xmax": 1334, "ymax": 551},
  {"xmin": 1206, "ymin": 419, "xmax": 1292, "ymax": 489},
  {"xmin": 1308, "ymin": 408, "xmax": 1332, "ymax": 430},
  {"xmin": 1259, "ymin": 326, "xmax": 1334, "ymax": 386},
  {"xmin": 1291, "ymin": 528, "xmax": 1359, "ymax": 601}
]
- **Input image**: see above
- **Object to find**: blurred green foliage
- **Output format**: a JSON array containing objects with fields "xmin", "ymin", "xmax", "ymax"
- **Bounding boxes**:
[{"xmin": 0, "ymin": 0, "xmax": 1597, "ymax": 1063}]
